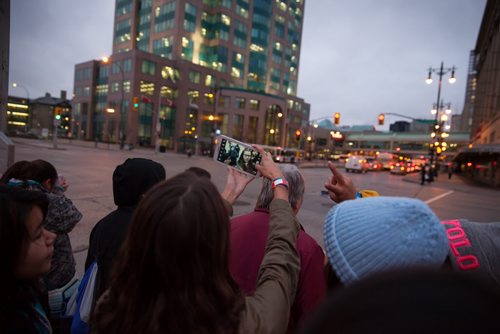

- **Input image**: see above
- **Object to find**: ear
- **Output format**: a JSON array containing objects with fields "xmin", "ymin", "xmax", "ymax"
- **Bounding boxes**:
[
  {"xmin": 42, "ymin": 179, "xmax": 53, "ymax": 191},
  {"xmin": 292, "ymin": 198, "xmax": 303, "ymax": 215}
]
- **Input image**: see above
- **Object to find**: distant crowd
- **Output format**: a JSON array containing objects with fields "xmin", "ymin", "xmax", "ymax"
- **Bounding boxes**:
[{"xmin": 2, "ymin": 148, "xmax": 500, "ymax": 334}]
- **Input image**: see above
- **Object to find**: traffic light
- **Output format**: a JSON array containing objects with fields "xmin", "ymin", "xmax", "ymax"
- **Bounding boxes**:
[
  {"xmin": 334, "ymin": 112, "xmax": 340, "ymax": 125},
  {"xmin": 295, "ymin": 129, "xmax": 301, "ymax": 142},
  {"xmin": 54, "ymin": 106, "xmax": 62, "ymax": 120},
  {"xmin": 133, "ymin": 97, "xmax": 139, "ymax": 111},
  {"xmin": 378, "ymin": 114, "xmax": 385, "ymax": 125}
]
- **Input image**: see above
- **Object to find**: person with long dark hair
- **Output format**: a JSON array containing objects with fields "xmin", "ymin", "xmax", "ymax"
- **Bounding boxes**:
[
  {"xmin": 7, "ymin": 159, "xmax": 82, "ymax": 319},
  {"xmin": 92, "ymin": 147, "xmax": 301, "ymax": 334},
  {"xmin": 236, "ymin": 148, "xmax": 256, "ymax": 174},
  {"xmin": 0, "ymin": 185, "xmax": 56, "ymax": 333}
]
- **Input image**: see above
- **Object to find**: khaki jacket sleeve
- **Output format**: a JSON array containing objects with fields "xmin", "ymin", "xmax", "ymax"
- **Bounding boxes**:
[{"xmin": 238, "ymin": 199, "xmax": 300, "ymax": 334}]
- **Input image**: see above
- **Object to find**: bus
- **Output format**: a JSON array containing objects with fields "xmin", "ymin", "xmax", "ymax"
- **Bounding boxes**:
[{"xmin": 260, "ymin": 145, "xmax": 305, "ymax": 163}]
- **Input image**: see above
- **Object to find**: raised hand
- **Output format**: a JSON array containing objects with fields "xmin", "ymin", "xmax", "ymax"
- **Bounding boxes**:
[
  {"xmin": 221, "ymin": 167, "xmax": 254, "ymax": 205},
  {"xmin": 324, "ymin": 161, "xmax": 357, "ymax": 203},
  {"xmin": 253, "ymin": 145, "xmax": 284, "ymax": 180}
]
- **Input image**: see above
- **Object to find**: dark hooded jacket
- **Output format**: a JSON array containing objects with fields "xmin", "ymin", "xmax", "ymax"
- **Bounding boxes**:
[{"xmin": 85, "ymin": 158, "xmax": 165, "ymax": 300}]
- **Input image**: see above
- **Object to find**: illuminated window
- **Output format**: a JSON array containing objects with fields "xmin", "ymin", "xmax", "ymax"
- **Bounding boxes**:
[
  {"xmin": 249, "ymin": 99, "xmax": 260, "ymax": 111},
  {"xmin": 140, "ymin": 81, "xmax": 155, "ymax": 95}
]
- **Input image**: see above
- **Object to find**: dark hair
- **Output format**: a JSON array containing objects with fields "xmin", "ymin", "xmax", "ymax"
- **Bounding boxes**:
[
  {"xmin": 237, "ymin": 148, "xmax": 252, "ymax": 165},
  {"xmin": 0, "ymin": 185, "xmax": 49, "ymax": 332},
  {"xmin": 20, "ymin": 159, "xmax": 58, "ymax": 184},
  {"xmin": 0, "ymin": 161, "xmax": 30, "ymax": 184},
  {"xmin": 300, "ymin": 269, "xmax": 500, "ymax": 334},
  {"xmin": 92, "ymin": 172, "xmax": 244, "ymax": 334},
  {"xmin": 186, "ymin": 166, "xmax": 211, "ymax": 179}
]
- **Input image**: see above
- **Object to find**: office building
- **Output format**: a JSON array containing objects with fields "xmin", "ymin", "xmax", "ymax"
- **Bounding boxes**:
[
  {"xmin": 389, "ymin": 121, "xmax": 410, "ymax": 133},
  {"xmin": 470, "ymin": 0, "xmax": 500, "ymax": 145},
  {"xmin": 6, "ymin": 96, "xmax": 30, "ymax": 134},
  {"xmin": 0, "ymin": 0, "xmax": 10, "ymax": 133},
  {"xmin": 459, "ymin": 50, "xmax": 477, "ymax": 133},
  {"xmin": 73, "ymin": 0, "xmax": 310, "ymax": 153}
]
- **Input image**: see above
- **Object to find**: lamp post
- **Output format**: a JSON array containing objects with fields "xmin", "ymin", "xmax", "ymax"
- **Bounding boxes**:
[
  {"xmin": 210, "ymin": 86, "xmax": 219, "ymax": 157},
  {"xmin": 102, "ymin": 57, "xmax": 126, "ymax": 149},
  {"xmin": 430, "ymin": 101, "xmax": 452, "ymax": 159},
  {"xmin": 12, "ymin": 83, "xmax": 30, "ymax": 132},
  {"xmin": 307, "ymin": 135, "xmax": 313, "ymax": 161},
  {"xmin": 425, "ymin": 61, "xmax": 456, "ymax": 181}
]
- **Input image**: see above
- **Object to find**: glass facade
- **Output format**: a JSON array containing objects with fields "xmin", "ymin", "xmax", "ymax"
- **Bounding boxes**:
[
  {"xmin": 138, "ymin": 102, "xmax": 153, "ymax": 143},
  {"xmin": 153, "ymin": 36, "xmax": 174, "ymax": 58},
  {"xmin": 154, "ymin": 1, "xmax": 176, "ymax": 32},
  {"xmin": 117, "ymin": 0, "xmax": 132, "ymax": 16},
  {"xmin": 247, "ymin": 0, "xmax": 272, "ymax": 92},
  {"xmin": 87, "ymin": 0, "xmax": 309, "ymax": 149},
  {"xmin": 114, "ymin": 19, "xmax": 131, "ymax": 45},
  {"xmin": 137, "ymin": 0, "xmax": 152, "ymax": 51},
  {"xmin": 184, "ymin": 2, "xmax": 197, "ymax": 32}
]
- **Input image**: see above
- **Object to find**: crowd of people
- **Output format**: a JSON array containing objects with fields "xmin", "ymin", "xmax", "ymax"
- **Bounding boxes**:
[{"xmin": 1, "ymin": 150, "xmax": 500, "ymax": 334}]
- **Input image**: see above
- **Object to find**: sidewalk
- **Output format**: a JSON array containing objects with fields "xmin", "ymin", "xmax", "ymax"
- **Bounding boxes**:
[{"xmin": 12, "ymin": 137, "xmax": 164, "ymax": 156}]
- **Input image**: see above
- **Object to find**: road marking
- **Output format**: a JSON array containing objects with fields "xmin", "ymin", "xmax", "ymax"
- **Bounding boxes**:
[{"xmin": 425, "ymin": 190, "xmax": 454, "ymax": 204}]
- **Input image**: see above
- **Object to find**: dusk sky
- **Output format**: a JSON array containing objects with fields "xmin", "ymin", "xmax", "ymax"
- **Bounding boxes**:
[{"xmin": 9, "ymin": 0, "xmax": 487, "ymax": 130}]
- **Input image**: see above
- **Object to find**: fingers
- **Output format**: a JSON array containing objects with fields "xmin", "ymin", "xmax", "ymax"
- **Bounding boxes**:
[
  {"xmin": 253, "ymin": 145, "xmax": 265, "ymax": 155},
  {"xmin": 328, "ymin": 161, "xmax": 345, "ymax": 184},
  {"xmin": 324, "ymin": 182, "xmax": 342, "ymax": 194}
]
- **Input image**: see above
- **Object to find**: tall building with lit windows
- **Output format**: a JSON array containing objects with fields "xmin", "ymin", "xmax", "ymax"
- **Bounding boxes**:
[{"xmin": 73, "ymin": 0, "xmax": 309, "ymax": 153}]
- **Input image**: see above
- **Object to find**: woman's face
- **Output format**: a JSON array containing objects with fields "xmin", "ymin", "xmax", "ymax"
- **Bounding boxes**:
[
  {"xmin": 15, "ymin": 207, "xmax": 56, "ymax": 280},
  {"xmin": 242, "ymin": 150, "xmax": 251, "ymax": 163}
]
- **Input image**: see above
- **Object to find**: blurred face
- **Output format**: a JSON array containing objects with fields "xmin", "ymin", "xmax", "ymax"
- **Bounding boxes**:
[
  {"xmin": 15, "ymin": 207, "xmax": 56, "ymax": 280},
  {"xmin": 243, "ymin": 151, "xmax": 251, "ymax": 163}
]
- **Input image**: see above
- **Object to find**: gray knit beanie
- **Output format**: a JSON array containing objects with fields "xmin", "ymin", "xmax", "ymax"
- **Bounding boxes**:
[{"xmin": 324, "ymin": 196, "xmax": 449, "ymax": 285}]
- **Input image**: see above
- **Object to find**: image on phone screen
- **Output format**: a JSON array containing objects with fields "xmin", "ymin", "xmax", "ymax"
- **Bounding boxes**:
[{"xmin": 216, "ymin": 137, "xmax": 262, "ymax": 176}]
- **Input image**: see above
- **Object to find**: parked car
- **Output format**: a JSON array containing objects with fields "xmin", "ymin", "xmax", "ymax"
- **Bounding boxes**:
[{"xmin": 345, "ymin": 156, "xmax": 369, "ymax": 173}]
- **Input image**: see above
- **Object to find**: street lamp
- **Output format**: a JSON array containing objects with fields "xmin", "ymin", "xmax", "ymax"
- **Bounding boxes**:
[
  {"xmin": 12, "ymin": 83, "xmax": 30, "ymax": 132},
  {"xmin": 425, "ymin": 61, "xmax": 456, "ymax": 181},
  {"xmin": 429, "ymin": 101, "xmax": 452, "ymax": 157},
  {"xmin": 102, "ymin": 56, "xmax": 126, "ymax": 149},
  {"xmin": 12, "ymin": 83, "xmax": 30, "ymax": 100},
  {"xmin": 306, "ymin": 135, "xmax": 313, "ymax": 161}
]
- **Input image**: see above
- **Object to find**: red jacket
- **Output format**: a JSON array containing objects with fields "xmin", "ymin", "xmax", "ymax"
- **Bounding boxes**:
[{"xmin": 230, "ymin": 208, "xmax": 326, "ymax": 333}]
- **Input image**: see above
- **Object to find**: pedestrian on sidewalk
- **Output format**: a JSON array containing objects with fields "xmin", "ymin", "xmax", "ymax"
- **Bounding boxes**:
[
  {"xmin": 421, "ymin": 163, "xmax": 431, "ymax": 185},
  {"xmin": 448, "ymin": 162, "xmax": 454, "ymax": 179}
]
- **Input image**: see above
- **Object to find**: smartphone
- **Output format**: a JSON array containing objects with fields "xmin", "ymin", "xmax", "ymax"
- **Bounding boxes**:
[{"xmin": 213, "ymin": 135, "xmax": 262, "ymax": 177}]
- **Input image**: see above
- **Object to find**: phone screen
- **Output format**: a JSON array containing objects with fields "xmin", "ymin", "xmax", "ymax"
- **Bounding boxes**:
[{"xmin": 216, "ymin": 137, "xmax": 262, "ymax": 176}]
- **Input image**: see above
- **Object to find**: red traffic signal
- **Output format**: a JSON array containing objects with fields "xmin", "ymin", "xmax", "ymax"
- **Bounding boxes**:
[
  {"xmin": 334, "ymin": 112, "xmax": 340, "ymax": 125},
  {"xmin": 378, "ymin": 114, "xmax": 385, "ymax": 125},
  {"xmin": 295, "ymin": 129, "xmax": 301, "ymax": 141}
]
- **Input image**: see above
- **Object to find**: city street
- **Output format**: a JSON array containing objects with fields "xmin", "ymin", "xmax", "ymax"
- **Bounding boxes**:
[{"xmin": 11, "ymin": 137, "xmax": 500, "ymax": 277}]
